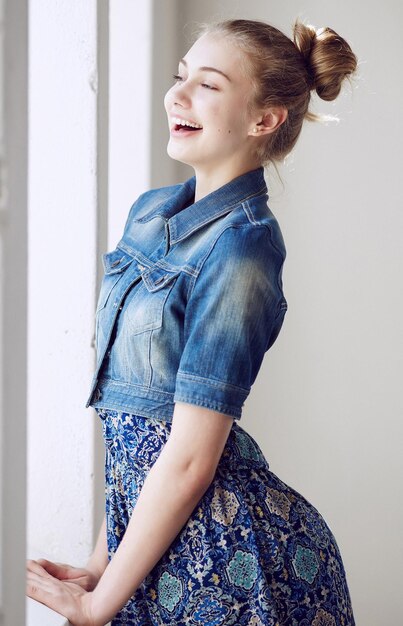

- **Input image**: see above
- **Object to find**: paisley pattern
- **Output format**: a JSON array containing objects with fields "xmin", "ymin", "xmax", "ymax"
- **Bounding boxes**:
[{"xmin": 96, "ymin": 408, "xmax": 355, "ymax": 625}]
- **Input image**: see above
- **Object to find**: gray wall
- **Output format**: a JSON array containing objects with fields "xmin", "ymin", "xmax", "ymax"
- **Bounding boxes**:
[
  {"xmin": 0, "ymin": 0, "xmax": 28, "ymax": 622},
  {"xmin": 151, "ymin": 1, "xmax": 403, "ymax": 623}
]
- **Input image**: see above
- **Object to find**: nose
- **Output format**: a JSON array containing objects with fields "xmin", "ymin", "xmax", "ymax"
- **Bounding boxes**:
[
  {"xmin": 170, "ymin": 79, "xmax": 192, "ymax": 107},
  {"xmin": 164, "ymin": 79, "xmax": 192, "ymax": 117}
]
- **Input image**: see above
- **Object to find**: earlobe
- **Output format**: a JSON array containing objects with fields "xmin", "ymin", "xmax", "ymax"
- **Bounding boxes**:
[{"xmin": 248, "ymin": 125, "xmax": 264, "ymax": 136}]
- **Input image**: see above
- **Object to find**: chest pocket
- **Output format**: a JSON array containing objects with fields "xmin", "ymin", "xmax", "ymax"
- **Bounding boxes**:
[
  {"xmin": 125, "ymin": 265, "xmax": 182, "ymax": 336},
  {"xmin": 96, "ymin": 248, "xmax": 135, "ymax": 313}
]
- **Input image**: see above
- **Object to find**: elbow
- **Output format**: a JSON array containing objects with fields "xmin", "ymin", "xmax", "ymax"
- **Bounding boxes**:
[
  {"xmin": 171, "ymin": 454, "xmax": 215, "ymax": 501},
  {"xmin": 161, "ymin": 453, "xmax": 216, "ymax": 501},
  {"xmin": 185, "ymin": 462, "xmax": 216, "ymax": 497}
]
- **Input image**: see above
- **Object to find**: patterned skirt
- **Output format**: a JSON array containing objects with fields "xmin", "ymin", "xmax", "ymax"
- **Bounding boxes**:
[{"xmin": 95, "ymin": 408, "xmax": 355, "ymax": 626}]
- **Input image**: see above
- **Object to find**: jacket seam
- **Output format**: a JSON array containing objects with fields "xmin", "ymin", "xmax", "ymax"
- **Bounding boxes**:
[
  {"xmin": 117, "ymin": 240, "xmax": 197, "ymax": 278},
  {"xmin": 173, "ymin": 394, "xmax": 241, "ymax": 419},
  {"xmin": 93, "ymin": 403, "xmax": 174, "ymax": 421},
  {"xmin": 264, "ymin": 225, "xmax": 287, "ymax": 297},
  {"xmin": 176, "ymin": 369, "xmax": 249, "ymax": 394},
  {"xmin": 97, "ymin": 377, "xmax": 174, "ymax": 397}
]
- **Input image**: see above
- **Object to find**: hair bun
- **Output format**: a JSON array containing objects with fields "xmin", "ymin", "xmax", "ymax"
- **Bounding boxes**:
[{"xmin": 293, "ymin": 18, "xmax": 358, "ymax": 101}]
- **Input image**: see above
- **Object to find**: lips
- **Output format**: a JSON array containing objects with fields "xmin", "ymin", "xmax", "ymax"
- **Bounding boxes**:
[{"xmin": 170, "ymin": 115, "xmax": 203, "ymax": 131}]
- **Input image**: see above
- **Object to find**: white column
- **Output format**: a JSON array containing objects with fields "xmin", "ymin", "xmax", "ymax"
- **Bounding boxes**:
[{"xmin": 27, "ymin": 0, "xmax": 100, "ymax": 590}]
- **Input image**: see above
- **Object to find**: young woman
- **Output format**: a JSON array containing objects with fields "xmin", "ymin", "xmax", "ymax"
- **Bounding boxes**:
[{"xmin": 27, "ymin": 17, "xmax": 358, "ymax": 626}]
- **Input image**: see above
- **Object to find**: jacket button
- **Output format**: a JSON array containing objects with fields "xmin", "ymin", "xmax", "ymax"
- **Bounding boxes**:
[
  {"xmin": 155, "ymin": 275, "xmax": 168, "ymax": 285},
  {"xmin": 111, "ymin": 257, "xmax": 123, "ymax": 267},
  {"xmin": 138, "ymin": 263, "xmax": 145, "ymax": 270}
]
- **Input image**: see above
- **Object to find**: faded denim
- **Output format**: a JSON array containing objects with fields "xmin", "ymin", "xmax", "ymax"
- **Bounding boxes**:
[{"xmin": 85, "ymin": 166, "xmax": 288, "ymax": 421}]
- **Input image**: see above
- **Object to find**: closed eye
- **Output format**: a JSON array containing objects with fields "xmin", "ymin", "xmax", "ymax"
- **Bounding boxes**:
[{"xmin": 172, "ymin": 74, "xmax": 218, "ymax": 91}]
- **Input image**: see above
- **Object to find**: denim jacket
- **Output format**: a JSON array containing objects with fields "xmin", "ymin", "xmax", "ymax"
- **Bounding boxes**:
[{"xmin": 85, "ymin": 166, "xmax": 288, "ymax": 421}]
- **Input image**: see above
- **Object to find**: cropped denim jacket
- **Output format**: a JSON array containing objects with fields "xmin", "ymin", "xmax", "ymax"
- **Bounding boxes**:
[{"xmin": 85, "ymin": 166, "xmax": 288, "ymax": 421}]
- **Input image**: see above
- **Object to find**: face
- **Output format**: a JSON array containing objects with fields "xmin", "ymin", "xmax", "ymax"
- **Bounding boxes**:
[{"xmin": 164, "ymin": 33, "xmax": 260, "ymax": 177}]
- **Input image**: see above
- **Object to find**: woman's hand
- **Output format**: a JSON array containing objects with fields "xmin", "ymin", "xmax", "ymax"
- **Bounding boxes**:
[
  {"xmin": 26, "ymin": 559, "xmax": 97, "ymax": 626},
  {"xmin": 34, "ymin": 558, "xmax": 100, "ymax": 591}
]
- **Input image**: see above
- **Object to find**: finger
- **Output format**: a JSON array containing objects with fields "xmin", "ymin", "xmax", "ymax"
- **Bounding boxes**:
[
  {"xmin": 26, "ymin": 560, "xmax": 54, "ymax": 579},
  {"xmin": 36, "ymin": 558, "xmax": 72, "ymax": 568},
  {"xmin": 36, "ymin": 558, "xmax": 54, "ymax": 567},
  {"xmin": 37, "ymin": 559, "xmax": 82, "ymax": 582},
  {"xmin": 35, "ymin": 559, "xmax": 70, "ymax": 577}
]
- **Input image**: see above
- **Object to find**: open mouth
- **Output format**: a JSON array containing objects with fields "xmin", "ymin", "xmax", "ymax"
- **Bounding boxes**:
[
  {"xmin": 171, "ymin": 117, "xmax": 203, "ymax": 133},
  {"xmin": 174, "ymin": 123, "xmax": 202, "ymax": 132}
]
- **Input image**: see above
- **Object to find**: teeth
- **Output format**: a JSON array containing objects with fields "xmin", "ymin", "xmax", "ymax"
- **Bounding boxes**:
[{"xmin": 172, "ymin": 116, "xmax": 203, "ymax": 129}]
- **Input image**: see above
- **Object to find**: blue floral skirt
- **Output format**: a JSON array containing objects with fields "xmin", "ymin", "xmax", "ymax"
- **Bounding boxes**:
[{"xmin": 95, "ymin": 408, "xmax": 355, "ymax": 626}]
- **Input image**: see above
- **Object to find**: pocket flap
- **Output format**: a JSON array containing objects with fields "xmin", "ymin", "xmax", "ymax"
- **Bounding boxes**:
[
  {"xmin": 142, "ymin": 266, "xmax": 182, "ymax": 292},
  {"xmin": 102, "ymin": 248, "xmax": 134, "ymax": 274}
]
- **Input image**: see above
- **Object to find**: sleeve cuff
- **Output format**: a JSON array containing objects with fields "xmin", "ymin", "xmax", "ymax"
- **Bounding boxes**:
[{"xmin": 174, "ymin": 370, "xmax": 249, "ymax": 419}]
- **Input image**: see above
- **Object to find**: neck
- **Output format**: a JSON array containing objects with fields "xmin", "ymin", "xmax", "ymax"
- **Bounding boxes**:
[{"xmin": 192, "ymin": 160, "xmax": 260, "ymax": 203}]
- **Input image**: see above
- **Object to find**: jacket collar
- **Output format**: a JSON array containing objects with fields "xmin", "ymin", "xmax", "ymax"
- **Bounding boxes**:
[{"xmin": 134, "ymin": 167, "xmax": 268, "ymax": 245}]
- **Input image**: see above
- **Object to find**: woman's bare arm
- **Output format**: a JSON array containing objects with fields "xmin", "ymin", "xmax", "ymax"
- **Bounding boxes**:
[
  {"xmin": 88, "ymin": 401, "xmax": 234, "ymax": 625},
  {"xmin": 85, "ymin": 513, "xmax": 109, "ymax": 582}
]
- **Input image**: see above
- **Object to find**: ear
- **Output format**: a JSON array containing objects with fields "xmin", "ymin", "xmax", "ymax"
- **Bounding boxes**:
[{"xmin": 248, "ymin": 106, "xmax": 288, "ymax": 137}]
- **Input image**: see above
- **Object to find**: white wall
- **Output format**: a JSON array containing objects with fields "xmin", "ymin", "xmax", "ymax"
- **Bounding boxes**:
[
  {"xmin": 170, "ymin": 1, "xmax": 403, "ymax": 624},
  {"xmin": 108, "ymin": 0, "xmax": 180, "ymax": 245},
  {"xmin": 108, "ymin": 0, "xmax": 152, "ymax": 247}
]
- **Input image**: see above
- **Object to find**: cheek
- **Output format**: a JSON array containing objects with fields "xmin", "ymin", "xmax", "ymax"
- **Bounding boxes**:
[
  {"xmin": 205, "ymin": 105, "xmax": 233, "ymax": 133},
  {"xmin": 211, "ymin": 110, "xmax": 246, "ymax": 137}
]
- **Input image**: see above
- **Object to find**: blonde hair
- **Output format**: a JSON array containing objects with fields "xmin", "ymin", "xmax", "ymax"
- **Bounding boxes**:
[{"xmin": 194, "ymin": 18, "xmax": 358, "ymax": 166}]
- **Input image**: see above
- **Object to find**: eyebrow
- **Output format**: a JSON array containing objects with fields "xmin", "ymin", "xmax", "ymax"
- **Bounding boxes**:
[{"xmin": 179, "ymin": 58, "xmax": 232, "ymax": 82}]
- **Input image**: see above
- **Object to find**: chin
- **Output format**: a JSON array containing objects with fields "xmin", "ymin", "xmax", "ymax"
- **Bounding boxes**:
[{"xmin": 166, "ymin": 144, "xmax": 194, "ymax": 168}]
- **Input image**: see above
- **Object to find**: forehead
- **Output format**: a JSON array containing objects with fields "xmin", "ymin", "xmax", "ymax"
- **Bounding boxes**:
[{"xmin": 183, "ymin": 33, "xmax": 247, "ymax": 81}]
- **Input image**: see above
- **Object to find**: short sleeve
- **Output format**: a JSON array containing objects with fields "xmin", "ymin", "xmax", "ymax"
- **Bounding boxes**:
[{"xmin": 173, "ymin": 225, "xmax": 287, "ymax": 419}]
